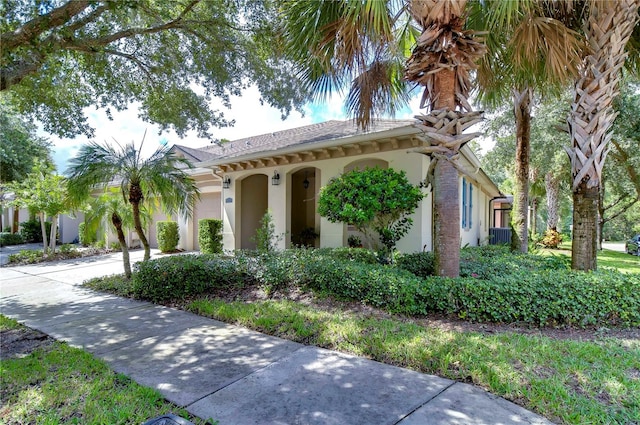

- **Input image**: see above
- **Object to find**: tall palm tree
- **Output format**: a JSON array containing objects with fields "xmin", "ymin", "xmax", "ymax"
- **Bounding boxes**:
[
  {"xmin": 282, "ymin": 0, "xmax": 486, "ymax": 277},
  {"xmin": 567, "ymin": 0, "xmax": 640, "ymax": 271},
  {"xmin": 66, "ymin": 138, "xmax": 199, "ymax": 261},
  {"xmin": 472, "ymin": 1, "xmax": 585, "ymax": 253}
]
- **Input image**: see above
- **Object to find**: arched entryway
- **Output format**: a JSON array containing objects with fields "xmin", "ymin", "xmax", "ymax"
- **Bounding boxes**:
[
  {"xmin": 290, "ymin": 167, "xmax": 319, "ymax": 247},
  {"xmin": 240, "ymin": 174, "xmax": 268, "ymax": 249}
]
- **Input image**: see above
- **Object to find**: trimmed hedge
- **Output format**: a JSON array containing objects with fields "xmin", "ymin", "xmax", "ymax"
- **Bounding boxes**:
[
  {"xmin": 126, "ymin": 247, "xmax": 640, "ymax": 328},
  {"xmin": 132, "ymin": 255, "xmax": 244, "ymax": 302},
  {"xmin": 199, "ymin": 219, "xmax": 223, "ymax": 254},
  {"xmin": 0, "ymin": 232, "xmax": 24, "ymax": 247},
  {"xmin": 157, "ymin": 221, "xmax": 179, "ymax": 252},
  {"xmin": 423, "ymin": 270, "xmax": 640, "ymax": 327}
]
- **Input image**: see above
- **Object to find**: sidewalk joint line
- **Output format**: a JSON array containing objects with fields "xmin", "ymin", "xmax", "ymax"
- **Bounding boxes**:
[{"xmin": 391, "ymin": 381, "xmax": 456, "ymax": 425}]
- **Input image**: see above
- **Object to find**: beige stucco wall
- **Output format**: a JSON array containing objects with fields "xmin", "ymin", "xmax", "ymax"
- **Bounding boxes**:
[{"xmin": 219, "ymin": 150, "xmax": 433, "ymax": 253}]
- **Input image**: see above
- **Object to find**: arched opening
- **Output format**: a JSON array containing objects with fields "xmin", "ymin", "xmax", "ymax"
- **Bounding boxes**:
[
  {"xmin": 290, "ymin": 167, "xmax": 319, "ymax": 247},
  {"xmin": 240, "ymin": 174, "xmax": 268, "ymax": 249}
]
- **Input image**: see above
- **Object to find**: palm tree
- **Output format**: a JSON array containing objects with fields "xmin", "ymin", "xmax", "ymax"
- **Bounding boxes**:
[
  {"xmin": 66, "ymin": 138, "xmax": 199, "ymax": 261},
  {"xmin": 471, "ymin": 1, "xmax": 584, "ymax": 253},
  {"xmin": 282, "ymin": 0, "xmax": 486, "ymax": 277},
  {"xmin": 83, "ymin": 188, "xmax": 151, "ymax": 278},
  {"xmin": 567, "ymin": 0, "xmax": 640, "ymax": 271}
]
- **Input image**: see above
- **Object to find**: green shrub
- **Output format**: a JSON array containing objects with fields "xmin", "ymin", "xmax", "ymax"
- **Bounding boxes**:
[
  {"xmin": 199, "ymin": 219, "xmax": 223, "ymax": 254},
  {"xmin": 78, "ymin": 222, "xmax": 96, "ymax": 246},
  {"xmin": 0, "ymin": 232, "xmax": 24, "ymax": 247},
  {"xmin": 298, "ymin": 257, "xmax": 426, "ymax": 314},
  {"xmin": 422, "ymin": 270, "xmax": 640, "ymax": 327},
  {"xmin": 460, "ymin": 245, "xmax": 569, "ymax": 279},
  {"xmin": 132, "ymin": 255, "xmax": 244, "ymax": 302},
  {"xmin": 8, "ymin": 249, "xmax": 44, "ymax": 264},
  {"xmin": 252, "ymin": 209, "xmax": 282, "ymax": 252},
  {"xmin": 20, "ymin": 219, "xmax": 51, "ymax": 243},
  {"xmin": 395, "ymin": 252, "xmax": 435, "ymax": 278},
  {"xmin": 157, "ymin": 221, "xmax": 179, "ymax": 253},
  {"xmin": 314, "ymin": 247, "xmax": 380, "ymax": 264}
]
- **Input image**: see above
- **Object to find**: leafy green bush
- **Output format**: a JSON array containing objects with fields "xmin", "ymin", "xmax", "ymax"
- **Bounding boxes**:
[
  {"xmin": 0, "ymin": 232, "xmax": 24, "ymax": 246},
  {"xmin": 8, "ymin": 249, "xmax": 44, "ymax": 264},
  {"xmin": 422, "ymin": 270, "xmax": 640, "ymax": 327},
  {"xmin": 298, "ymin": 257, "xmax": 426, "ymax": 314},
  {"xmin": 460, "ymin": 245, "xmax": 569, "ymax": 279},
  {"xmin": 156, "ymin": 221, "xmax": 179, "ymax": 252},
  {"xmin": 313, "ymin": 247, "xmax": 380, "ymax": 264},
  {"xmin": 78, "ymin": 222, "xmax": 97, "ymax": 246},
  {"xmin": 395, "ymin": 252, "xmax": 435, "ymax": 278},
  {"xmin": 252, "ymin": 209, "xmax": 282, "ymax": 252},
  {"xmin": 132, "ymin": 255, "xmax": 244, "ymax": 302},
  {"xmin": 20, "ymin": 219, "xmax": 51, "ymax": 243},
  {"xmin": 199, "ymin": 219, "xmax": 223, "ymax": 254}
]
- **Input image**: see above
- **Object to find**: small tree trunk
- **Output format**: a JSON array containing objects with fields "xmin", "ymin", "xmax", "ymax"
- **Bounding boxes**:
[
  {"xmin": 39, "ymin": 212, "xmax": 48, "ymax": 255},
  {"xmin": 112, "ymin": 212, "xmax": 131, "ymax": 279},
  {"xmin": 49, "ymin": 214, "xmax": 58, "ymax": 253},
  {"xmin": 12, "ymin": 209, "xmax": 19, "ymax": 233},
  {"xmin": 572, "ymin": 182, "xmax": 598, "ymax": 271},
  {"xmin": 511, "ymin": 87, "xmax": 532, "ymax": 253}
]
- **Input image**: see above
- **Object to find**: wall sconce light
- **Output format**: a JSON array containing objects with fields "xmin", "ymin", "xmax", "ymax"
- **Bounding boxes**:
[
  {"xmin": 271, "ymin": 171, "xmax": 280, "ymax": 186},
  {"xmin": 303, "ymin": 172, "xmax": 310, "ymax": 190},
  {"xmin": 222, "ymin": 176, "xmax": 231, "ymax": 189}
]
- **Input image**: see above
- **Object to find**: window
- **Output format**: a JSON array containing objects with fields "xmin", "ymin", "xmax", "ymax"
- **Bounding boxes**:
[{"xmin": 461, "ymin": 178, "xmax": 473, "ymax": 230}]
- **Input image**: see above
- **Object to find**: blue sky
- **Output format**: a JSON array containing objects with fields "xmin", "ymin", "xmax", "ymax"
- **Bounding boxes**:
[{"xmin": 43, "ymin": 85, "xmax": 450, "ymax": 173}]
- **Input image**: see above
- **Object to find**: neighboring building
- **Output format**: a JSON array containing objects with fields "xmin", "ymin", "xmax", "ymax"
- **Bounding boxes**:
[
  {"xmin": 170, "ymin": 119, "xmax": 503, "ymax": 253},
  {"xmin": 2, "ymin": 120, "xmax": 505, "ymax": 253}
]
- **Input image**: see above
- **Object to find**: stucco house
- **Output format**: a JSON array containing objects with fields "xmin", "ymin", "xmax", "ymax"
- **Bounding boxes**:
[{"xmin": 165, "ymin": 119, "xmax": 504, "ymax": 253}]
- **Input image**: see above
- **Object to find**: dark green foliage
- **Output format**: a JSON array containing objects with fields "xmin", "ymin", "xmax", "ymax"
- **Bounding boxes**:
[
  {"xmin": 423, "ymin": 270, "xmax": 640, "ymax": 327},
  {"xmin": 318, "ymin": 167, "xmax": 423, "ymax": 254},
  {"xmin": 156, "ymin": 221, "xmax": 179, "ymax": 253},
  {"xmin": 395, "ymin": 252, "xmax": 435, "ymax": 278},
  {"xmin": 19, "ymin": 219, "xmax": 51, "ymax": 243},
  {"xmin": 252, "ymin": 210, "xmax": 282, "ymax": 252},
  {"xmin": 0, "ymin": 232, "xmax": 24, "ymax": 246},
  {"xmin": 119, "ymin": 246, "xmax": 638, "ymax": 328},
  {"xmin": 460, "ymin": 245, "xmax": 570, "ymax": 279},
  {"xmin": 298, "ymin": 257, "xmax": 427, "ymax": 314},
  {"xmin": 198, "ymin": 219, "xmax": 223, "ymax": 254},
  {"xmin": 314, "ymin": 247, "xmax": 380, "ymax": 264},
  {"xmin": 132, "ymin": 255, "xmax": 244, "ymax": 302}
]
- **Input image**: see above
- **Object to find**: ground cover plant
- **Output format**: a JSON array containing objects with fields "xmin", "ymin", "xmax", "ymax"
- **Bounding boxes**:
[
  {"xmin": 0, "ymin": 316, "xmax": 211, "ymax": 424},
  {"xmin": 82, "ymin": 246, "xmax": 640, "ymax": 424}
]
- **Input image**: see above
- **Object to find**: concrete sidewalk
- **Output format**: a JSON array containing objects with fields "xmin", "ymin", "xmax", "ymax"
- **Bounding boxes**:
[{"xmin": 0, "ymin": 253, "xmax": 554, "ymax": 425}]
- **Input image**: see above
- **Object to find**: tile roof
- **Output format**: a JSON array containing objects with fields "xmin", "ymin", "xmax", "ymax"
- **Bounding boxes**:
[{"xmin": 193, "ymin": 119, "xmax": 416, "ymax": 161}]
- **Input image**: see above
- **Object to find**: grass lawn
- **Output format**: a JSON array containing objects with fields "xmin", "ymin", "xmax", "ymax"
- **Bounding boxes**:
[
  {"xmin": 0, "ymin": 316, "xmax": 211, "ymax": 425},
  {"xmin": 539, "ymin": 245, "xmax": 640, "ymax": 274}
]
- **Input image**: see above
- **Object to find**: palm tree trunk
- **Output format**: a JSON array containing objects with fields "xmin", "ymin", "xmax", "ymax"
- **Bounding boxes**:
[
  {"xmin": 545, "ymin": 172, "xmax": 560, "ymax": 231},
  {"xmin": 572, "ymin": 182, "xmax": 598, "ymax": 270},
  {"xmin": 131, "ymin": 200, "xmax": 150, "ymax": 261},
  {"xmin": 433, "ymin": 158, "xmax": 460, "ymax": 276},
  {"xmin": 511, "ymin": 87, "xmax": 532, "ymax": 253},
  {"xmin": 567, "ymin": 0, "xmax": 640, "ymax": 271},
  {"xmin": 433, "ymin": 68, "xmax": 460, "ymax": 278},
  {"xmin": 112, "ymin": 212, "xmax": 131, "ymax": 279}
]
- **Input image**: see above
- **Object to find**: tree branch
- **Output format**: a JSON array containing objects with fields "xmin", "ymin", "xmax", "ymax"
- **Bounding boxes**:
[{"xmin": 0, "ymin": 0, "xmax": 92, "ymax": 51}]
